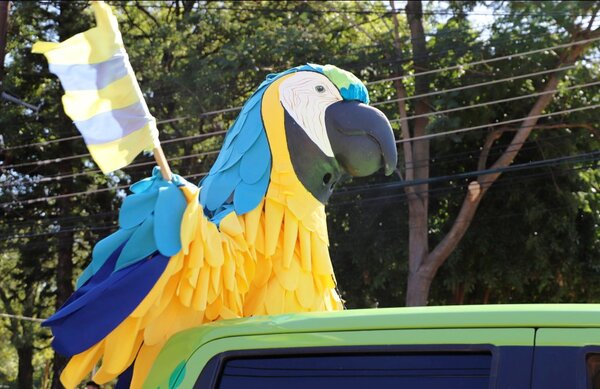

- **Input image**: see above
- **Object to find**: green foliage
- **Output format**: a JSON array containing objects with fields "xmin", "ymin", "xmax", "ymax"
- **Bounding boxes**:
[{"xmin": 0, "ymin": 0, "xmax": 599, "ymax": 387}]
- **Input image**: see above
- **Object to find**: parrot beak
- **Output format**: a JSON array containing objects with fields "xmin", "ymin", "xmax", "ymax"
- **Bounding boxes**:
[{"xmin": 325, "ymin": 101, "xmax": 398, "ymax": 177}]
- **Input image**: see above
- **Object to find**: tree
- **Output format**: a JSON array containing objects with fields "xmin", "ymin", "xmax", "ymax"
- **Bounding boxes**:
[
  {"xmin": 1, "ymin": 2, "xmax": 599, "ymax": 386},
  {"xmin": 386, "ymin": 0, "xmax": 600, "ymax": 306}
]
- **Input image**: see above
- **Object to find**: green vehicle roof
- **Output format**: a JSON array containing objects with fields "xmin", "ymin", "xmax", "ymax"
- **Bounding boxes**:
[{"xmin": 145, "ymin": 304, "xmax": 600, "ymax": 388}]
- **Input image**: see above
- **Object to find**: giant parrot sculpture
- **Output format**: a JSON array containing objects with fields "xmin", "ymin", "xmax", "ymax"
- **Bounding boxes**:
[{"xmin": 34, "ymin": 2, "xmax": 398, "ymax": 388}]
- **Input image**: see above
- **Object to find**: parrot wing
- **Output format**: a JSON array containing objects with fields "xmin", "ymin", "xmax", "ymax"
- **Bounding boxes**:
[{"xmin": 47, "ymin": 168, "xmax": 261, "ymax": 388}]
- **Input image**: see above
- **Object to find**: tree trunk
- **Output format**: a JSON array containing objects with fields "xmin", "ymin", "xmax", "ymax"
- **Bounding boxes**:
[
  {"xmin": 406, "ymin": 269, "xmax": 434, "ymax": 306},
  {"xmin": 393, "ymin": 2, "xmax": 600, "ymax": 306},
  {"xmin": 51, "ymin": 213, "xmax": 74, "ymax": 389},
  {"xmin": 17, "ymin": 344, "xmax": 34, "ymax": 389},
  {"xmin": 51, "ymin": 3, "xmax": 81, "ymax": 385},
  {"xmin": 390, "ymin": 0, "xmax": 434, "ymax": 306},
  {"xmin": 0, "ymin": 1, "xmax": 9, "ymax": 81}
]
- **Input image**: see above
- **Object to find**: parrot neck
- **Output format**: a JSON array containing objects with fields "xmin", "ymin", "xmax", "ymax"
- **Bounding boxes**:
[{"xmin": 261, "ymin": 75, "xmax": 328, "ymax": 242}]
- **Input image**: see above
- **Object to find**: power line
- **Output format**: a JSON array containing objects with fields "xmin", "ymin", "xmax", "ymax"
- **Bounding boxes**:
[
  {"xmin": 370, "ymin": 64, "xmax": 578, "ymax": 107},
  {"xmin": 402, "ymin": 79, "xmax": 600, "ymax": 121},
  {"xmin": 4, "ymin": 76, "xmax": 596, "ymax": 172},
  {"xmin": 4, "ymin": 60, "xmax": 578, "ymax": 152},
  {"xmin": 3, "ymin": 101, "xmax": 598, "ymax": 202},
  {"xmin": 5, "ymin": 158, "xmax": 595, "ymax": 246},
  {"xmin": 3, "ymin": 133, "xmax": 597, "ymax": 208},
  {"xmin": 5, "ymin": 36, "xmax": 595, "ymax": 153},
  {"xmin": 366, "ymin": 36, "xmax": 600, "ymax": 85},
  {"xmin": 128, "ymin": 2, "xmax": 600, "ymax": 18},
  {"xmin": 0, "ymin": 312, "xmax": 45, "ymax": 323},
  {"xmin": 2, "ymin": 131, "xmax": 578, "ymax": 231},
  {"xmin": 0, "ymin": 142, "xmax": 221, "ymax": 171},
  {"xmin": 394, "ymin": 103, "xmax": 600, "ymax": 143},
  {"xmin": 329, "ymin": 163, "xmax": 597, "ymax": 210},
  {"xmin": 2, "ymin": 153, "xmax": 596, "ymax": 241},
  {"xmin": 0, "ymin": 128, "xmax": 576, "ymax": 191},
  {"xmin": 341, "ymin": 150, "xmax": 600, "ymax": 195},
  {"xmin": 0, "ymin": 146, "xmax": 219, "ymax": 187},
  {"xmin": 2, "ymin": 96, "xmax": 596, "ymax": 193},
  {"xmin": 4, "ymin": 210, "xmax": 119, "ymax": 230},
  {"xmin": 3, "ymin": 131, "xmax": 572, "ymax": 233},
  {"xmin": 4, "ymin": 165, "xmax": 593, "ymax": 245},
  {"xmin": 0, "ymin": 225, "xmax": 117, "ymax": 241},
  {"xmin": 0, "ymin": 117, "xmax": 219, "ymax": 151}
]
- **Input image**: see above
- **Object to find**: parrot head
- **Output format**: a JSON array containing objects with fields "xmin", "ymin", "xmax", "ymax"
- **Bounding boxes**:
[
  {"xmin": 278, "ymin": 64, "xmax": 397, "ymax": 203},
  {"xmin": 200, "ymin": 64, "xmax": 398, "ymax": 221}
]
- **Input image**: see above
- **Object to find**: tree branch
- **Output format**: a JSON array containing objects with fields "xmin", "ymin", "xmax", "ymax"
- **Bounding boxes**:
[
  {"xmin": 478, "ymin": 123, "xmax": 598, "ymax": 171},
  {"xmin": 135, "ymin": 3, "xmax": 160, "ymax": 29},
  {"xmin": 120, "ymin": 5, "xmax": 152, "ymax": 41},
  {"xmin": 425, "ymin": 28, "xmax": 597, "ymax": 276},
  {"xmin": 586, "ymin": 7, "xmax": 599, "ymax": 32}
]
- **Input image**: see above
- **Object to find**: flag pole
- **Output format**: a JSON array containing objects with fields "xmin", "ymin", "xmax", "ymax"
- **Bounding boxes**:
[{"xmin": 153, "ymin": 145, "xmax": 173, "ymax": 181}]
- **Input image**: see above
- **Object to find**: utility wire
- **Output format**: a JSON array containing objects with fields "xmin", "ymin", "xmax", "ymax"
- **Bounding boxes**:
[
  {"xmin": 366, "ymin": 36, "xmax": 600, "ymax": 85},
  {"xmin": 3, "ymin": 130, "xmax": 572, "ymax": 232},
  {"xmin": 329, "ymin": 162, "xmax": 597, "ymax": 209},
  {"xmin": 2, "ymin": 98, "xmax": 596, "ymax": 191},
  {"xmin": 0, "ymin": 147, "xmax": 219, "ymax": 187},
  {"xmin": 339, "ymin": 150, "xmax": 600, "ymax": 196},
  {"xmin": 402, "ymin": 79, "xmax": 600, "ymax": 121},
  {"xmin": 4, "ymin": 37, "xmax": 595, "ymax": 152},
  {"xmin": 4, "ymin": 79, "xmax": 597, "ymax": 171},
  {"xmin": 3, "ymin": 100, "xmax": 598, "ymax": 192},
  {"xmin": 1, "ymin": 131, "xmax": 577, "ymax": 230},
  {"xmin": 0, "ymin": 225, "xmax": 117, "ymax": 241},
  {"xmin": 370, "ymin": 64, "xmax": 577, "ymax": 107},
  {"xmin": 4, "ymin": 61, "xmax": 576, "ymax": 152},
  {"xmin": 0, "ymin": 312, "xmax": 45, "ymax": 323},
  {"xmin": 4, "ymin": 166, "xmax": 592, "ymax": 244},
  {"xmin": 2, "ymin": 154, "xmax": 596, "ymax": 240},
  {"xmin": 0, "ymin": 142, "xmax": 221, "ymax": 170},
  {"xmin": 2, "ymin": 129, "xmax": 576, "ymax": 194},
  {"xmin": 394, "ymin": 103, "xmax": 600, "ymax": 143},
  {"xmin": 129, "ymin": 2, "xmax": 600, "ymax": 18},
  {"xmin": 5, "ymin": 160, "xmax": 594, "ymax": 244},
  {"xmin": 2, "ymin": 137, "xmax": 598, "ymax": 207}
]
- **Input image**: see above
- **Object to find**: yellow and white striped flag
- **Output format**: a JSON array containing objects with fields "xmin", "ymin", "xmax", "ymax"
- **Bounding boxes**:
[{"xmin": 32, "ymin": 1, "xmax": 159, "ymax": 174}]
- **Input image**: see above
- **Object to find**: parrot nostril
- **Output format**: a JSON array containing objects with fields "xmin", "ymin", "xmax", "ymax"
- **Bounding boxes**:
[{"xmin": 322, "ymin": 173, "xmax": 332, "ymax": 185}]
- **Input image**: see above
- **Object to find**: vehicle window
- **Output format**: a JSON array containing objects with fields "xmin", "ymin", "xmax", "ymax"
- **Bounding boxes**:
[
  {"xmin": 218, "ymin": 352, "xmax": 492, "ymax": 389},
  {"xmin": 587, "ymin": 354, "xmax": 600, "ymax": 389}
]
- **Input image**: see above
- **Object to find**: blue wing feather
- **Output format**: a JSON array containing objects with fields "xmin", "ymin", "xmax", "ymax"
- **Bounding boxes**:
[
  {"xmin": 75, "ymin": 167, "xmax": 189, "ymax": 288},
  {"xmin": 154, "ymin": 185, "xmax": 188, "ymax": 256},
  {"xmin": 45, "ymin": 246, "xmax": 169, "ymax": 356},
  {"xmin": 118, "ymin": 190, "xmax": 158, "ymax": 229},
  {"xmin": 240, "ymin": 132, "xmax": 270, "ymax": 185},
  {"xmin": 201, "ymin": 64, "xmax": 323, "ymax": 224},
  {"xmin": 215, "ymin": 148, "xmax": 244, "ymax": 173},
  {"xmin": 115, "ymin": 216, "xmax": 157, "ymax": 271},
  {"xmin": 76, "ymin": 228, "xmax": 134, "ymax": 288},
  {"xmin": 234, "ymin": 167, "xmax": 270, "ymax": 215},
  {"xmin": 204, "ymin": 163, "xmax": 241, "ymax": 211}
]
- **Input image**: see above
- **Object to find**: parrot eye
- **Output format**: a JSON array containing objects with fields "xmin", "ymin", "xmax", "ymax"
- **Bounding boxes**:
[{"xmin": 315, "ymin": 85, "xmax": 326, "ymax": 93}]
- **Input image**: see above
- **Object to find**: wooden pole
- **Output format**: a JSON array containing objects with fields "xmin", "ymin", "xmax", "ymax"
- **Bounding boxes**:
[{"xmin": 153, "ymin": 145, "xmax": 173, "ymax": 181}]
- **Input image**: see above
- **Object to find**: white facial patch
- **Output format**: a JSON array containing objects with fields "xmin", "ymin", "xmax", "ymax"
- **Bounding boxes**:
[{"xmin": 279, "ymin": 72, "xmax": 342, "ymax": 157}]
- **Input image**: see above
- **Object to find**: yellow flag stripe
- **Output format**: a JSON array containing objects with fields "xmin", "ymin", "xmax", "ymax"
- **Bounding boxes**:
[
  {"xmin": 62, "ymin": 73, "xmax": 140, "ymax": 121},
  {"xmin": 87, "ymin": 123, "xmax": 156, "ymax": 173},
  {"xmin": 31, "ymin": 2, "xmax": 122, "ymax": 65}
]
